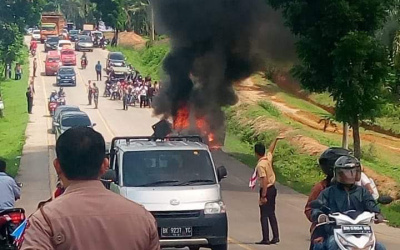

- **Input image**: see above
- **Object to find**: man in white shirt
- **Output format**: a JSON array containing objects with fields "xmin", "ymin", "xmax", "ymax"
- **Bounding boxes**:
[{"xmin": 139, "ymin": 84, "xmax": 148, "ymax": 108}]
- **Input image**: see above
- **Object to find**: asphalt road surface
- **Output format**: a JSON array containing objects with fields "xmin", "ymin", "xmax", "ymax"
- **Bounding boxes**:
[{"xmin": 16, "ymin": 38, "xmax": 400, "ymax": 249}]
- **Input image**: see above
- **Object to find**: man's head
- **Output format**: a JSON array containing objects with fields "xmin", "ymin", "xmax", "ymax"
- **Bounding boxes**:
[
  {"xmin": 254, "ymin": 143, "xmax": 266, "ymax": 158},
  {"xmin": 0, "ymin": 158, "xmax": 6, "ymax": 172},
  {"xmin": 54, "ymin": 127, "xmax": 108, "ymax": 182},
  {"xmin": 93, "ymin": 82, "xmax": 96, "ymax": 87},
  {"xmin": 334, "ymin": 156, "xmax": 361, "ymax": 186},
  {"xmin": 98, "ymin": 61, "xmax": 100, "ymax": 64},
  {"xmin": 34, "ymin": 58, "xmax": 37, "ymax": 61}
]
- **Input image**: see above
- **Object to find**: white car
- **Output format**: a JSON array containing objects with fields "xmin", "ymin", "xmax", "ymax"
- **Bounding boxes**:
[
  {"xmin": 58, "ymin": 40, "xmax": 72, "ymax": 51},
  {"xmin": 31, "ymin": 30, "xmax": 41, "ymax": 40}
]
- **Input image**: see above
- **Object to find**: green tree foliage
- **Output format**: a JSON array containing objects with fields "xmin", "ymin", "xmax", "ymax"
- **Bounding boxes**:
[{"xmin": 268, "ymin": 0, "xmax": 395, "ymax": 159}]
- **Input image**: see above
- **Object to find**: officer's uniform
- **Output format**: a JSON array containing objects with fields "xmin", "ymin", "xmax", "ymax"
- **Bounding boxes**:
[{"xmin": 22, "ymin": 180, "xmax": 160, "ymax": 250}]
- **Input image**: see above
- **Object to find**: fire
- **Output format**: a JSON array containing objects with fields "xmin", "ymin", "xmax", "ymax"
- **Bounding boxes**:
[{"xmin": 173, "ymin": 104, "xmax": 220, "ymax": 149}]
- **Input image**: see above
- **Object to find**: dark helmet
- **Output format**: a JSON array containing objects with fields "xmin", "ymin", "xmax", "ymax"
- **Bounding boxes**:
[
  {"xmin": 334, "ymin": 155, "xmax": 361, "ymax": 185},
  {"xmin": 318, "ymin": 147, "xmax": 352, "ymax": 177}
]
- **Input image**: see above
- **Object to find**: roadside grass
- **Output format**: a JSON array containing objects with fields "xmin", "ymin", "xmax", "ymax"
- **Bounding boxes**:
[
  {"xmin": 0, "ymin": 52, "xmax": 29, "ymax": 177},
  {"xmin": 109, "ymin": 43, "xmax": 170, "ymax": 81},
  {"xmin": 308, "ymin": 92, "xmax": 335, "ymax": 107},
  {"xmin": 381, "ymin": 202, "xmax": 400, "ymax": 228},
  {"xmin": 374, "ymin": 116, "xmax": 400, "ymax": 135}
]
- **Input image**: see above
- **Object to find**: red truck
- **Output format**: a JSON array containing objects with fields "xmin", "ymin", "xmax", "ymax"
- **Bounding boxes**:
[{"xmin": 40, "ymin": 12, "xmax": 65, "ymax": 43}]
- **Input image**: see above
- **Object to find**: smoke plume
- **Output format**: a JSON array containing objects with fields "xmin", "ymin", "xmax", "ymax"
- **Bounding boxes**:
[{"xmin": 152, "ymin": 0, "xmax": 296, "ymax": 134}]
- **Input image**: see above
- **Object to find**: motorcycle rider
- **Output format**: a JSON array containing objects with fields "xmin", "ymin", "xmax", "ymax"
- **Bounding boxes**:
[
  {"xmin": 311, "ymin": 155, "xmax": 386, "ymax": 250},
  {"xmin": 58, "ymin": 87, "xmax": 65, "ymax": 97},
  {"xmin": 305, "ymin": 147, "xmax": 352, "ymax": 247},
  {"xmin": 29, "ymin": 39, "xmax": 37, "ymax": 55},
  {"xmin": 81, "ymin": 52, "xmax": 88, "ymax": 68},
  {"xmin": 49, "ymin": 90, "xmax": 58, "ymax": 102},
  {"xmin": 0, "ymin": 159, "xmax": 21, "ymax": 210}
]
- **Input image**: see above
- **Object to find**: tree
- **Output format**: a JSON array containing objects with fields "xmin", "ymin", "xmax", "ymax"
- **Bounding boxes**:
[{"xmin": 268, "ymin": 0, "xmax": 394, "ymax": 159}]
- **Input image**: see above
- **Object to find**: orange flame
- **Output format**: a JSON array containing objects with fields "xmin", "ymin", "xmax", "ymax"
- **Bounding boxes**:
[{"xmin": 173, "ymin": 104, "xmax": 220, "ymax": 149}]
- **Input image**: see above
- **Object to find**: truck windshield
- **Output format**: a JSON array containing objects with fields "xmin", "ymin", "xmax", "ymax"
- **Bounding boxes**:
[
  {"xmin": 41, "ymin": 25, "xmax": 56, "ymax": 31},
  {"xmin": 122, "ymin": 150, "xmax": 216, "ymax": 187}
]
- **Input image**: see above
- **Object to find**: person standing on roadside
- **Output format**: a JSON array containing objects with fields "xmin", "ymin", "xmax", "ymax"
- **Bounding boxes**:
[
  {"xmin": 21, "ymin": 127, "xmax": 160, "ymax": 250},
  {"xmin": 26, "ymin": 87, "xmax": 33, "ymax": 114},
  {"xmin": 92, "ymin": 82, "xmax": 99, "ymax": 109},
  {"xmin": 6, "ymin": 63, "xmax": 12, "ymax": 79},
  {"xmin": 254, "ymin": 136, "xmax": 284, "ymax": 245},
  {"xmin": 15, "ymin": 63, "xmax": 22, "ymax": 80},
  {"xmin": 147, "ymin": 83, "xmax": 155, "ymax": 108},
  {"xmin": 95, "ymin": 61, "xmax": 102, "ymax": 81},
  {"xmin": 139, "ymin": 83, "xmax": 148, "ymax": 108},
  {"xmin": 86, "ymin": 80, "xmax": 92, "ymax": 105},
  {"xmin": 33, "ymin": 58, "xmax": 38, "ymax": 77}
]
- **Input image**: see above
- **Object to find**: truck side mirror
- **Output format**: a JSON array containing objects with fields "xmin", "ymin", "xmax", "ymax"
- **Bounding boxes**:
[
  {"xmin": 217, "ymin": 166, "xmax": 227, "ymax": 182},
  {"xmin": 101, "ymin": 169, "xmax": 117, "ymax": 189}
]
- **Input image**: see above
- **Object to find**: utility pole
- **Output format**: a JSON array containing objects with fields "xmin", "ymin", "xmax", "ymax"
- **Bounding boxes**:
[{"xmin": 150, "ymin": 0, "xmax": 155, "ymax": 42}]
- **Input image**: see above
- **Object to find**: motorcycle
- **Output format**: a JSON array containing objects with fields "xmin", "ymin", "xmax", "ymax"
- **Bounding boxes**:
[
  {"xmin": 103, "ymin": 83, "xmax": 112, "ymax": 97},
  {"xmin": 310, "ymin": 200, "xmax": 387, "ymax": 250},
  {"xmin": 81, "ymin": 58, "xmax": 87, "ymax": 69},
  {"xmin": 58, "ymin": 96, "xmax": 66, "ymax": 106},
  {"xmin": 0, "ymin": 208, "xmax": 26, "ymax": 249}
]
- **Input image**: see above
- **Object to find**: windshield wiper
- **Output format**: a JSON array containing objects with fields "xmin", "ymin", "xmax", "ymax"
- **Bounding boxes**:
[
  {"xmin": 176, "ymin": 179, "xmax": 215, "ymax": 186},
  {"xmin": 137, "ymin": 180, "xmax": 180, "ymax": 187}
]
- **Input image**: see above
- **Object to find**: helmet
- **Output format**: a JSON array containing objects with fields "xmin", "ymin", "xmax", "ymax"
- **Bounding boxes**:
[
  {"xmin": 334, "ymin": 156, "xmax": 361, "ymax": 185},
  {"xmin": 51, "ymin": 90, "xmax": 57, "ymax": 95},
  {"xmin": 318, "ymin": 147, "xmax": 352, "ymax": 177}
]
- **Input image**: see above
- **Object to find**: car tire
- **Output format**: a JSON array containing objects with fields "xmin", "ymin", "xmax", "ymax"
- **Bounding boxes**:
[{"xmin": 211, "ymin": 244, "xmax": 227, "ymax": 250}]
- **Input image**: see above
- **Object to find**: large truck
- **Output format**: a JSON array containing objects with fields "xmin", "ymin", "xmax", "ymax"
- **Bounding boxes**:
[{"xmin": 40, "ymin": 12, "xmax": 65, "ymax": 43}]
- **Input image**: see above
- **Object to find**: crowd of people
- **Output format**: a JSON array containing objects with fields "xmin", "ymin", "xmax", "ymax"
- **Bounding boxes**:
[{"xmin": 104, "ymin": 67, "xmax": 159, "ymax": 111}]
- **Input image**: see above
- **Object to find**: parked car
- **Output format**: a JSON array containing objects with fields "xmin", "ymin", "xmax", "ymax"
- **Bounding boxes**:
[
  {"xmin": 54, "ymin": 111, "xmax": 95, "ymax": 140},
  {"xmin": 60, "ymin": 48, "xmax": 76, "ymax": 66},
  {"xmin": 56, "ymin": 66, "xmax": 76, "ymax": 86},
  {"xmin": 102, "ymin": 136, "xmax": 228, "ymax": 250},
  {"xmin": 31, "ymin": 30, "xmax": 41, "ymax": 40},
  {"xmin": 57, "ymin": 40, "xmax": 72, "ymax": 51},
  {"xmin": 75, "ymin": 35, "xmax": 93, "ymax": 52},
  {"xmin": 44, "ymin": 36, "xmax": 60, "ymax": 52},
  {"xmin": 52, "ymin": 105, "xmax": 81, "ymax": 134},
  {"xmin": 106, "ymin": 52, "xmax": 126, "ymax": 74},
  {"xmin": 45, "ymin": 51, "xmax": 61, "ymax": 76},
  {"xmin": 69, "ymin": 30, "xmax": 80, "ymax": 41}
]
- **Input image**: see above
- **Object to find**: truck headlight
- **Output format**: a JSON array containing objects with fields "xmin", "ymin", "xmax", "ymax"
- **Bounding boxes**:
[
  {"xmin": 57, "ymin": 76, "xmax": 61, "ymax": 80},
  {"xmin": 204, "ymin": 201, "xmax": 226, "ymax": 214},
  {"xmin": 72, "ymin": 76, "xmax": 76, "ymax": 80}
]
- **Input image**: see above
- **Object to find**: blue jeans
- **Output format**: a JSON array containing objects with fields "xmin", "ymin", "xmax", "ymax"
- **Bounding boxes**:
[{"xmin": 324, "ymin": 235, "xmax": 386, "ymax": 250}]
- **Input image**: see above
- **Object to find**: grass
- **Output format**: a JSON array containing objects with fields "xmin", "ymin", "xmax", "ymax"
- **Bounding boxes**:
[
  {"xmin": 109, "ymin": 43, "xmax": 170, "ymax": 81},
  {"xmin": 381, "ymin": 202, "xmax": 400, "ymax": 227},
  {"xmin": 308, "ymin": 92, "xmax": 335, "ymax": 107},
  {"xmin": 0, "ymin": 52, "xmax": 29, "ymax": 177}
]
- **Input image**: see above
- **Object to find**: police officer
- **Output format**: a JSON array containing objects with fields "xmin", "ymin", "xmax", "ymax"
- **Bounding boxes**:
[{"xmin": 22, "ymin": 127, "xmax": 160, "ymax": 250}]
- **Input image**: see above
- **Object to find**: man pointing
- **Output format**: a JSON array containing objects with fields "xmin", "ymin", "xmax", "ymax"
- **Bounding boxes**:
[{"xmin": 255, "ymin": 136, "xmax": 284, "ymax": 245}]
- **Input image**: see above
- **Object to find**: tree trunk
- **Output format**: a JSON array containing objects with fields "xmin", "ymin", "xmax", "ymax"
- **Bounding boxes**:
[
  {"xmin": 352, "ymin": 120, "xmax": 361, "ymax": 159},
  {"xmin": 342, "ymin": 122, "xmax": 349, "ymax": 149}
]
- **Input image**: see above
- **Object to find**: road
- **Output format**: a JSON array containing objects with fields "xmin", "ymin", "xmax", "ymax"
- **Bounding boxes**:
[{"xmin": 16, "ymin": 38, "xmax": 400, "ymax": 249}]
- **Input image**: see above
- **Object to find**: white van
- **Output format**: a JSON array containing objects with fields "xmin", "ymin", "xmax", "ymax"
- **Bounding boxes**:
[{"xmin": 102, "ymin": 136, "xmax": 228, "ymax": 250}]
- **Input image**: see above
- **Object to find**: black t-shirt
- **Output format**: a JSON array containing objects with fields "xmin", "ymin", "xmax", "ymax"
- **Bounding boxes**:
[{"xmin": 147, "ymin": 87, "xmax": 155, "ymax": 97}]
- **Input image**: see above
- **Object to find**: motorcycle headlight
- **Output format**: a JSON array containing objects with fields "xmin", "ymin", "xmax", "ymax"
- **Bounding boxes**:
[{"xmin": 204, "ymin": 201, "xmax": 226, "ymax": 214}]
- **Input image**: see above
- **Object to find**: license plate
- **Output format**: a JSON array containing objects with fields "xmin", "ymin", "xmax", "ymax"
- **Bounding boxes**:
[
  {"xmin": 161, "ymin": 227, "xmax": 192, "ymax": 238},
  {"xmin": 342, "ymin": 225, "xmax": 372, "ymax": 234}
]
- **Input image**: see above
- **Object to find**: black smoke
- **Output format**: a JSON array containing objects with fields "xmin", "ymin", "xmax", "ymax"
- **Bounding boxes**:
[{"xmin": 152, "ymin": 0, "xmax": 296, "ymax": 134}]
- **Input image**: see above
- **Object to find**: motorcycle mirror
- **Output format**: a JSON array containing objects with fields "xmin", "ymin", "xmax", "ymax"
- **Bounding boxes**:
[
  {"xmin": 92, "ymin": 123, "xmax": 97, "ymax": 127},
  {"xmin": 377, "ymin": 195, "xmax": 393, "ymax": 205}
]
